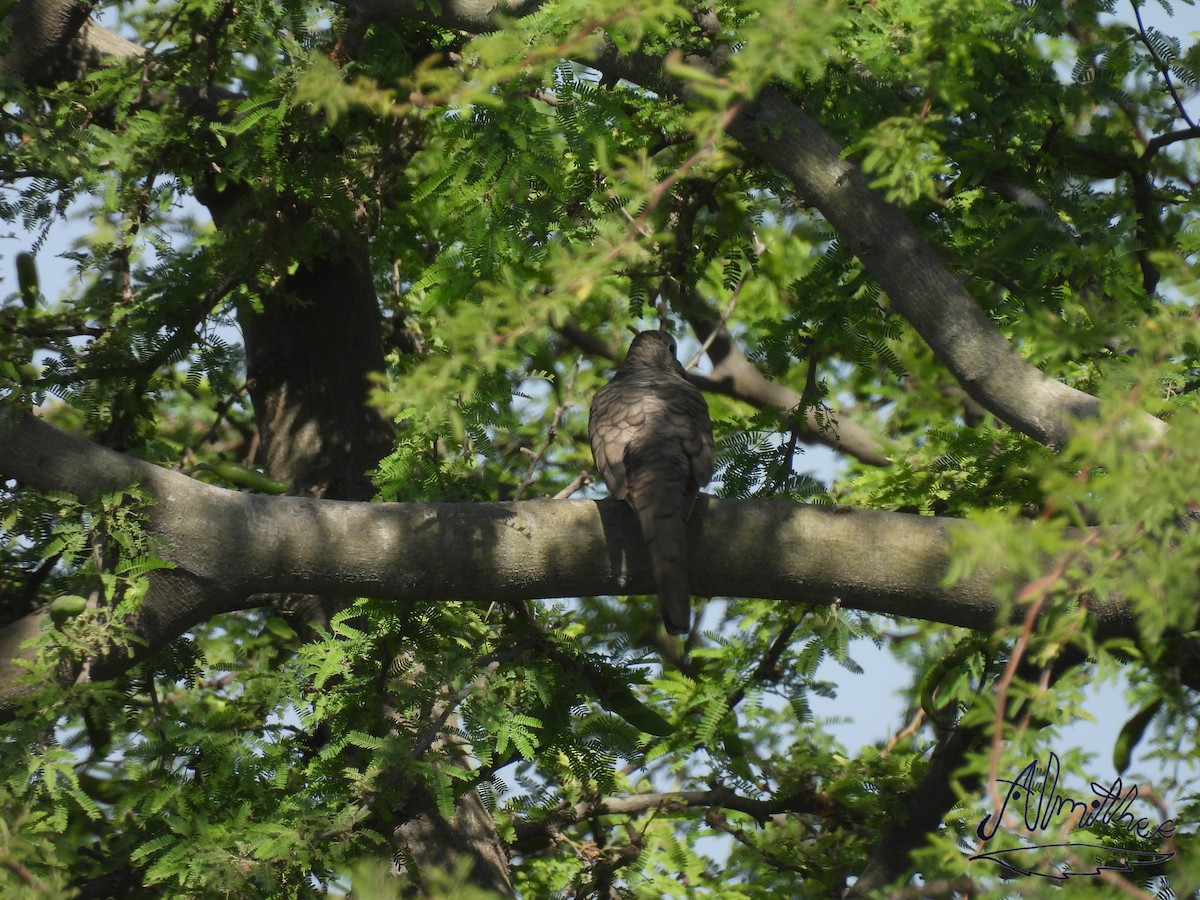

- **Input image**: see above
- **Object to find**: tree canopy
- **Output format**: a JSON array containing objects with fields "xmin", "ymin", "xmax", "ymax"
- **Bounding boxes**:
[{"xmin": 2, "ymin": 0, "xmax": 1200, "ymax": 895}]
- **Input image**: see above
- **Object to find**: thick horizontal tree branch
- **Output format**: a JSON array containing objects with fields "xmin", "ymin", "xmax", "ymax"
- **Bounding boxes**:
[
  {"xmin": 343, "ymin": 0, "xmax": 543, "ymax": 32},
  {"xmin": 0, "ymin": 410, "xmax": 1138, "ymax": 722}
]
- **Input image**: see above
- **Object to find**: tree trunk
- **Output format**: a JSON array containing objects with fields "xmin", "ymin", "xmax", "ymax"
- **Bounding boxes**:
[{"xmin": 227, "ymin": 210, "xmax": 514, "ymax": 896}]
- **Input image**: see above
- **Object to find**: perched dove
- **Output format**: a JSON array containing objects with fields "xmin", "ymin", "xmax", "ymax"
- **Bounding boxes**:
[{"xmin": 588, "ymin": 331, "xmax": 714, "ymax": 634}]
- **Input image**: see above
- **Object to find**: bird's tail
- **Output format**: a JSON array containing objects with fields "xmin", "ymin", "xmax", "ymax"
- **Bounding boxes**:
[{"xmin": 634, "ymin": 495, "xmax": 692, "ymax": 635}]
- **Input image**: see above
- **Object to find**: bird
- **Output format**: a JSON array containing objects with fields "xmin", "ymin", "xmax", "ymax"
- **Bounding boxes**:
[{"xmin": 588, "ymin": 331, "xmax": 714, "ymax": 635}]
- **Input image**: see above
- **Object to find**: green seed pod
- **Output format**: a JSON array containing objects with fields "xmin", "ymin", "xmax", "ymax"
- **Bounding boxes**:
[
  {"xmin": 595, "ymin": 681, "xmax": 674, "ymax": 736},
  {"xmin": 207, "ymin": 460, "xmax": 290, "ymax": 494},
  {"xmin": 49, "ymin": 594, "xmax": 88, "ymax": 626},
  {"xmin": 918, "ymin": 634, "xmax": 993, "ymax": 729},
  {"xmin": 15, "ymin": 252, "xmax": 39, "ymax": 308},
  {"xmin": 1113, "ymin": 698, "xmax": 1163, "ymax": 775}
]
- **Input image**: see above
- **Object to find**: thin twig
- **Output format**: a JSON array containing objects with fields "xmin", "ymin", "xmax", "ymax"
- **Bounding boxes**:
[
  {"xmin": 1130, "ymin": 1, "xmax": 1197, "ymax": 130},
  {"xmin": 411, "ymin": 662, "xmax": 499, "ymax": 760},
  {"xmin": 882, "ymin": 707, "xmax": 926, "ymax": 755},
  {"xmin": 601, "ymin": 101, "xmax": 744, "ymax": 268},
  {"xmin": 704, "ymin": 808, "xmax": 807, "ymax": 874},
  {"xmin": 726, "ymin": 619, "xmax": 800, "ymax": 712},
  {"xmin": 193, "ymin": 382, "xmax": 250, "ymax": 454},
  {"xmin": 684, "ymin": 272, "xmax": 744, "ymax": 371},
  {"xmin": 514, "ymin": 355, "xmax": 583, "ymax": 500},
  {"xmin": 1, "ymin": 859, "xmax": 45, "ymax": 890},
  {"xmin": 553, "ymin": 471, "xmax": 591, "ymax": 500}
]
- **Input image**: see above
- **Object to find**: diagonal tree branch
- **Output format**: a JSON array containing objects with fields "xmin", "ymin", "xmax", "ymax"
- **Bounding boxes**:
[
  {"xmin": 682, "ymin": 295, "xmax": 892, "ymax": 467},
  {"xmin": 558, "ymin": 316, "xmax": 890, "ymax": 466},
  {"xmin": 720, "ymin": 87, "xmax": 1145, "ymax": 451},
  {"xmin": 361, "ymin": 0, "xmax": 1167, "ymax": 452}
]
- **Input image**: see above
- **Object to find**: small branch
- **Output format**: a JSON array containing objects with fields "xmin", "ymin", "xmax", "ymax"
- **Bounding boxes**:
[
  {"xmin": 727, "ymin": 618, "xmax": 800, "ymax": 712},
  {"xmin": 683, "ymin": 276, "xmax": 742, "ymax": 372},
  {"xmin": 512, "ymin": 784, "xmax": 824, "ymax": 845},
  {"xmin": 681, "ymin": 292, "xmax": 890, "ymax": 466},
  {"xmin": 556, "ymin": 317, "xmax": 620, "ymax": 361},
  {"xmin": 412, "ymin": 661, "xmax": 500, "ymax": 760},
  {"xmin": 607, "ymin": 102, "xmax": 744, "ymax": 260},
  {"xmin": 984, "ymin": 534, "xmax": 1098, "ymax": 817},
  {"xmin": 190, "ymin": 382, "xmax": 251, "ymax": 456},
  {"xmin": 845, "ymin": 725, "xmax": 978, "ymax": 897},
  {"xmin": 1146, "ymin": 125, "xmax": 1200, "ymax": 153},
  {"xmin": 1130, "ymin": 2, "xmax": 1197, "ymax": 131},
  {"xmin": 1, "ymin": 858, "xmax": 45, "ymax": 890},
  {"xmin": 704, "ymin": 807, "xmax": 807, "ymax": 874},
  {"xmin": 881, "ymin": 707, "xmax": 926, "ymax": 756},
  {"xmin": 552, "ymin": 471, "xmax": 591, "ymax": 500},
  {"xmin": 514, "ymin": 356, "xmax": 583, "ymax": 501}
]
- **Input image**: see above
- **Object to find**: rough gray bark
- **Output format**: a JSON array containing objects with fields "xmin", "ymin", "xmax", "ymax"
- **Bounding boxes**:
[
  {"xmin": 0, "ymin": 0, "xmax": 141, "ymax": 83},
  {"xmin": 0, "ymin": 0, "xmax": 93, "ymax": 82},
  {"xmin": 238, "ymin": 233, "xmax": 393, "ymax": 502}
]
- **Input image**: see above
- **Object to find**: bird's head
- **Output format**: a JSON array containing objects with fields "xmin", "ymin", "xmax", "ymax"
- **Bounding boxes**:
[{"xmin": 622, "ymin": 330, "xmax": 682, "ymax": 371}]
